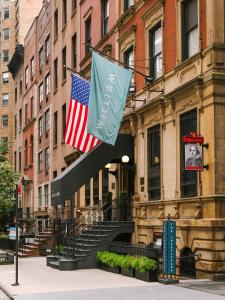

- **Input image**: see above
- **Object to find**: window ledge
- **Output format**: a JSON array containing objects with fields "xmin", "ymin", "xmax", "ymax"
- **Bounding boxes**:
[
  {"xmin": 53, "ymin": 37, "xmax": 58, "ymax": 44},
  {"xmin": 61, "ymin": 78, "xmax": 67, "ymax": 86},
  {"xmin": 53, "ymin": 88, "xmax": 58, "ymax": 95},
  {"xmin": 53, "ymin": 144, "xmax": 58, "ymax": 149},
  {"xmin": 71, "ymin": 8, "xmax": 77, "ymax": 18},
  {"xmin": 175, "ymin": 52, "xmax": 201, "ymax": 73},
  {"xmin": 61, "ymin": 23, "xmax": 67, "ymax": 33}
]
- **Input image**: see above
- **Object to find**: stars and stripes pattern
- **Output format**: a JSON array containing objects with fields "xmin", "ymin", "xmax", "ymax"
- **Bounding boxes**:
[{"xmin": 64, "ymin": 74, "xmax": 99, "ymax": 153}]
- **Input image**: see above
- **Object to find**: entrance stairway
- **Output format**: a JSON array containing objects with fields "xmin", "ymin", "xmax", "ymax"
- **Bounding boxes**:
[
  {"xmin": 19, "ymin": 228, "xmax": 53, "ymax": 258},
  {"xmin": 47, "ymin": 221, "xmax": 134, "ymax": 270}
]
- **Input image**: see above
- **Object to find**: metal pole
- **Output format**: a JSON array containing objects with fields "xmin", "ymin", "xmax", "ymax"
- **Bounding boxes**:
[{"xmin": 12, "ymin": 184, "xmax": 19, "ymax": 286}]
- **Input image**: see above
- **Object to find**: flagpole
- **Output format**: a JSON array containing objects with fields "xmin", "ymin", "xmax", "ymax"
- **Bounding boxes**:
[{"xmin": 84, "ymin": 43, "xmax": 154, "ymax": 83}]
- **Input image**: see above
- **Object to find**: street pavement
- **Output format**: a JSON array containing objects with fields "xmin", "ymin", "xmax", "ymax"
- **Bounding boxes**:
[{"xmin": 0, "ymin": 257, "xmax": 224, "ymax": 300}]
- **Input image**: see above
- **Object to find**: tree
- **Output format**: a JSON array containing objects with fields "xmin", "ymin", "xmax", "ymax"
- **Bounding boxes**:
[{"xmin": 0, "ymin": 143, "xmax": 20, "ymax": 211}]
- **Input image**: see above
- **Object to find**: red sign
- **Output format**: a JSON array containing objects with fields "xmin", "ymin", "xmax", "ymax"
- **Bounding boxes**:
[
  {"xmin": 183, "ymin": 131, "xmax": 204, "ymax": 144},
  {"xmin": 17, "ymin": 185, "xmax": 21, "ymax": 194}
]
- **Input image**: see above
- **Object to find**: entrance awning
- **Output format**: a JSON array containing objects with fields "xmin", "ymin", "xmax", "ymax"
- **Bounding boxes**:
[{"xmin": 51, "ymin": 134, "xmax": 134, "ymax": 205}]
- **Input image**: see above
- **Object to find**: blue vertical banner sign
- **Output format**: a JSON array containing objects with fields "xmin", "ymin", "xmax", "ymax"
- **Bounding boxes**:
[
  {"xmin": 163, "ymin": 220, "xmax": 176, "ymax": 275},
  {"xmin": 87, "ymin": 51, "xmax": 132, "ymax": 146}
]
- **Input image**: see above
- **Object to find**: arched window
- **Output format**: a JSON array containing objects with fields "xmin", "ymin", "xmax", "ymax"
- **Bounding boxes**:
[
  {"xmin": 30, "ymin": 135, "xmax": 33, "ymax": 164},
  {"xmin": 24, "ymin": 139, "xmax": 28, "ymax": 168}
]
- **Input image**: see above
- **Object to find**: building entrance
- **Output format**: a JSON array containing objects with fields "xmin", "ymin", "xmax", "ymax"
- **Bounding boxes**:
[{"xmin": 180, "ymin": 247, "xmax": 196, "ymax": 278}]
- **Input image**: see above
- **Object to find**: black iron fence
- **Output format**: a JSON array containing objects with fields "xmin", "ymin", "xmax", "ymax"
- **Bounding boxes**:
[{"xmin": 0, "ymin": 238, "xmax": 16, "ymax": 251}]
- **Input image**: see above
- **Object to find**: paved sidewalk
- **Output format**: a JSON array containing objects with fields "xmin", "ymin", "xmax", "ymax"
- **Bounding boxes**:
[{"xmin": 0, "ymin": 257, "xmax": 224, "ymax": 300}]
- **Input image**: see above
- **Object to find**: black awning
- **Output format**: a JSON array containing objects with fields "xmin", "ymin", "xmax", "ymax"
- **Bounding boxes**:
[{"xmin": 51, "ymin": 134, "xmax": 134, "ymax": 205}]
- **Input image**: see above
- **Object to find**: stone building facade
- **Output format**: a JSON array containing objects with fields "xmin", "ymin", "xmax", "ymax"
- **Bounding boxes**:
[{"xmin": 0, "ymin": 0, "xmax": 16, "ymax": 162}]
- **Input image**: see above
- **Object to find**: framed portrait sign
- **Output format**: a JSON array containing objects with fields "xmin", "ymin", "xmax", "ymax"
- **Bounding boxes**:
[{"xmin": 183, "ymin": 132, "xmax": 204, "ymax": 171}]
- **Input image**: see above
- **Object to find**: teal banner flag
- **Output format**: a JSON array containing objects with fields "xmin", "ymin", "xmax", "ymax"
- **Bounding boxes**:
[{"xmin": 87, "ymin": 52, "xmax": 132, "ymax": 146}]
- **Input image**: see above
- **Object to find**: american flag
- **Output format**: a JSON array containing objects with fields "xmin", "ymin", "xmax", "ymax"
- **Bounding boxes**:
[{"xmin": 65, "ymin": 74, "xmax": 99, "ymax": 153}]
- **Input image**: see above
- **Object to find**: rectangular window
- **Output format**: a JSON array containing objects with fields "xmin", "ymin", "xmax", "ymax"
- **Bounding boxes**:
[
  {"xmin": 62, "ymin": 103, "xmax": 66, "ymax": 140},
  {"xmin": 30, "ymin": 97, "xmax": 33, "ymax": 119},
  {"xmin": 19, "ymin": 150, "xmax": 21, "ymax": 172},
  {"xmin": 2, "ymin": 50, "xmax": 9, "ymax": 62},
  {"xmin": 1, "ymin": 136, "xmax": 8, "ymax": 146},
  {"xmin": 2, "ymin": 72, "xmax": 9, "ymax": 83},
  {"xmin": 45, "ymin": 35, "xmax": 50, "ymax": 60},
  {"xmin": 54, "ymin": 111, "xmax": 58, "ymax": 145},
  {"xmin": 25, "ymin": 104, "xmax": 28, "ymax": 125},
  {"xmin": 85, "ymin": 16, "xmax": 91, "ymax": 56},
  {"xmin": 45, "ymin": 109, "xmax": 50, "ymax": 132},
  {"xmin": 19, "ymin": 75, "xmax": 22, "ymax": 94},
  {"xmin": 44, "ymin": 184, "xmax": 49, "ymax": 206},
  {"xmin": 72, "ymin": 0, "xmax": 77, "ymax": 12},
  {"xmin": 25, "ymin": 66, "xmax": 28, "ymax": 87},
  {"xmin": 3, "ymin": 28, "xmax": 9, "ymax": 40},
  {"xmin": 14, "ymin": 115, "xmax": 17, "ymax": 138},
  {"xmin": 30, "ymin": 56, "xmax": 34, "ymax": 79},
  {"xmin": 71, "ymin": 34, "xmax": 77, "ymax": 69},
  {"xmin": 93, "ymin": 173, "xmax": 99, "ymax": 206},
  {"xmin": 102, "ymin": 0, "xmax": 109, "ymax": 36},
  {"xmin": 54, "ymin": 58, "xmax": 58, "ymax": 90},
  {"xmin": 180, "ymin": 109, "xmax": 197, "ymax": 197},
  {"xmin": 45, "ymin": 147, "xmax": 50, "ymax": 170},
  {"xmin": 39, "ymin": 47, "xmax": 43, "ymax": 70},
  {"xmin": 147, "ymin": 125, "xmax": 161, "ymax": 200},
  {"xmin": 54, "ymin": 9, "xmax": 58, "ymax": 39},
  {"xmin": 182, "ymin": 0, "xmax": 198, "ymax": 60},
  {"xmin": 38, "ymin": 152, "xmax": 43, "ymax": 173},
  {"xmin": 85, "ymin": 180, "xmax": 90, "ymax": 207},
  {"xmin": 38, "ymin": 116, "xmax": 43, "ymax": 137},
  {"xmin": 150, "ymin": 24, "xmax": 162, "ymax": 79},
  {"xmin": 19, "ymin": 108, "xmax": 22, "ymax": 129},
  {"xmin": 2, "ymin": 114, "xmax": 8, "ymax": 127},
  {"xmin": 45, "ymin": 73, "xmax": 50, "ymax": 96},
  {"xmin": 15, "ymin": 87, "xmax": 17, "ymax": 103},
  {"xmin": 63, "ymin": 0, "xmax": 67, "ymax": 26},
  {"xmin": 124, "ymin": 0, "xmax": 133, "ymax": 12},
  {"xmin": 14, "ymin": 151, "xmax": 17, "ymax": 170},
  {"xmin": 39, "ymin": 83, "xmax": 43, "ymax": 103},
  {"xmin": 124, "ymin": 46, "xmax": 134, "ymax": 87},
  {"xmin": 3, "ymin": 9, "xmax": 9, "ymax": 20},
  {"xmin": 38, "ymin": 186, "xmax": 42, "ymax": 206},
  {"xmin": 62, "ymin": 46, "xmax": 66, "ymax": 81},
  {"xmin": 2, "ymin": 93, "xmax": 8, "ymax": 106}
]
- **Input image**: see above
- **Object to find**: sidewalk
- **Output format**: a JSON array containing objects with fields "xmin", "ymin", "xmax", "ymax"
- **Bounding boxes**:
[{"xmin": 0, "ymin": 257, "xmax": 224, "ymax": 300}]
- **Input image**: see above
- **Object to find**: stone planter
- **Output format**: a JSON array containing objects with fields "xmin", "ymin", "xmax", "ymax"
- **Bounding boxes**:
[
  {"xmin": 121, "ymin": 268, "xmax": 135, "ymax": 278},
  {"xmin": 135, "ymin": 269, "xmax": 158, "ymax": 282}
]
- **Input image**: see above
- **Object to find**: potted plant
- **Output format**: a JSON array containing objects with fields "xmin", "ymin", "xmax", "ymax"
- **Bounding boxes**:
[
  {"xmin": 134, "ymin": 256, "xmax": 158, "ymax": 282},
  {"xmin": 120, "ymin": 255, "xmax": 135, "ymax": 278},
  {"xmin": 97, "ymin": 251, "xmax": 121, "ymax": 274}
]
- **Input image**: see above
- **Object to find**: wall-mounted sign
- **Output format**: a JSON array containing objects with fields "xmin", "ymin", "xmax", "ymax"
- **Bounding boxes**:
[
  {"xmin": 183, "ymin": 132, "xmax": 204, "ymax": 171},
  {"xmin": 163, "ymin": 220, "xmax": 176, "ymax": 275}
]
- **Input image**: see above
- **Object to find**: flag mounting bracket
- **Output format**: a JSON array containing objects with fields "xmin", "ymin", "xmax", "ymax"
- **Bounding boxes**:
[{"xmin": 64, "ymin": 65, "xmax": 89, "ymax": 80}]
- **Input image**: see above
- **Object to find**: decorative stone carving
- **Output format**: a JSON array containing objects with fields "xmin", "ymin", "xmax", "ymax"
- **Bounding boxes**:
[
  {"xmin": 174, "ymin": 204, "xmax": 179, "ymax": 219},
  {"xmin": 141, "ymin": 206, "xmax": 147, "ymax": 219},
  {"xmin": 158, "ymin": 205, "xmax": 164, "ymax": 219},
  {"xmin": 195, "ymin": 202, "xmax": 202, "ymax": 219}
]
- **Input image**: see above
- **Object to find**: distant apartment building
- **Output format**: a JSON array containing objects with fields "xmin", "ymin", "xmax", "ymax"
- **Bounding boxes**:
[
  {"xmin": 35, "ymin": 1, "xmax": 52, "ymax": 232},
  {"xmin": 0, "ymin": 0, "xmax": 16, "ymax": 162},
  {"xmin": 51, "ymin": 0, "xmax": 80, "ymax": 220}
]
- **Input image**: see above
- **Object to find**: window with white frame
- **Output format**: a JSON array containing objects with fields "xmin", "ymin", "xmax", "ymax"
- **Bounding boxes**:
[
  {"xmin": 3, "ymin": 28, "xmax": 9, "ymax": 40},
  {"xmin": 150, "ymin": 24, "xmax": 162, "ymax": 79},
  {"xmin": 25, "ymin": 66, "xmax": 28, "ymax": 87},
  {"xmin": 45, "ymin": 147, "xmax": 50, "ymax": 170},
  {"xmin": 2, "ymin": 93, "xmax": 8, "ymax": 106},
  {"xmin": 3, "ymin": 8, "xmax": 9, "ymax": 20},
  {"xmin": 2, "ymin": 71, "xmax": 9, "ymax": 83},
  {"xmin": 39, "ymin": 47, "xmax": 43, "ymax": 70},
  {"xmin": 39, "ymin": 83, "xmax": 43, "ymax": 103},
  {"xmin": 31, "ymin": 56, "xmax": 34, "ymax": 79},
  {"xmin": 2, "ymin": 114, "xmax": 8, "ymax": 127},
  {"xmin": 182, "ymin": 0, "xmax": 199, "ymax": 60},
  {"xmin": 45, "ymin": 109, "xmax": 50, "ymax": 132},
  {"xmin": 45, "ymin": 73, "xmax": 50, "ymax": 96},
  {"xmin": 2, "ymin": 50, "xmax": 9, "ymax": 62},
  {"xmin": 38, "ymin": 116, "xmax": 43, "ymax": 137},
  {"xmin": 124, "ymin": 46, "xmax": 134, "ymax": 86},
  {"xmin": 102, "ymin": 0, "xmax": 109, "ymax": 36},
  {"xmin": 38, "ymin": 152, "xmax": 43, "ymax": 173},
  {"xmin": 44, "ymin": 184, "xmax": 49, "ymax": 206},
  {"xmin": 45, "ymin": 35, "xmax": 50, "ymax": 60}
]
